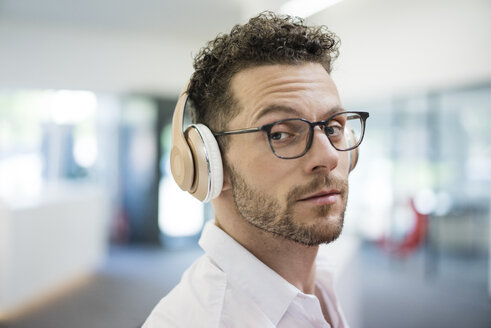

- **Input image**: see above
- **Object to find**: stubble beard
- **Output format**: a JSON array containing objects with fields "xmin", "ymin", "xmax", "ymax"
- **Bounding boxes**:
[{"xmin": 229, "ymin": 166, "xmax": 348, "ymax": 246}]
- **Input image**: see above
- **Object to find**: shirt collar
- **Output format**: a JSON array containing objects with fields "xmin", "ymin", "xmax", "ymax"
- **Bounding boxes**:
[{"xmin": 199, "ymin": 221, "xmax": 300, "ymax": 326}]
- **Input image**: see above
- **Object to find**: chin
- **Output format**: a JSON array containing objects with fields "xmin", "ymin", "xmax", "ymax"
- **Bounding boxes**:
[
  {"xmin": 283, "ymin": 215, "xmax": 344, "ymax": 246},
  {"xmin": 312, "ymin": 218, "xmax": 344, "ymax": 244}
]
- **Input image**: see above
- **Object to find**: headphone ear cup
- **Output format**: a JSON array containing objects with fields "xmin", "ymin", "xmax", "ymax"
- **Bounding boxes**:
[{"xmin": 185, "ymin": 124, "xmax": 223, "ymax": 202}]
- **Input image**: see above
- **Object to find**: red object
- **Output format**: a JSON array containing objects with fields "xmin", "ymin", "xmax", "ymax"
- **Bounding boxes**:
[{"xmin": 377, "ymin": 198, "xmax": 428, "ymax": 257}]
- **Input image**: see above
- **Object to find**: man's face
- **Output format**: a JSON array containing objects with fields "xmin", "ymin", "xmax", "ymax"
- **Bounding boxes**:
[{"xmin": 223, "ymin": 63, "xmax": 350, "ymax": 246}]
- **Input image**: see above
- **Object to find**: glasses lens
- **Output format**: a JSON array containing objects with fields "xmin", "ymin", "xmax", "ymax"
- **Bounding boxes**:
[
  {"xmin": 327, "ymin": 112, "xmax": 364, "ymax": 151},
  {"xmin": 268, "ymin": 119, "xmax": 310, "ymax": 158}
]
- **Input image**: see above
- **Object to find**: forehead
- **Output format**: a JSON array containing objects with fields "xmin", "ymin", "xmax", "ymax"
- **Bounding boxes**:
[{"xmin": 229, "ymin": 63, "xmax": 341, "ymax": 125}]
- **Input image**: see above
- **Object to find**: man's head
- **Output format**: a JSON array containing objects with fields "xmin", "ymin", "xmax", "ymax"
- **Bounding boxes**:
[
  {"xmin": 182, "ymin": 12, "xmax": 364, "ymax": 246},
  {"xmin": 187, "ymin": 11, "xmax": 340, "ymax": 148}
]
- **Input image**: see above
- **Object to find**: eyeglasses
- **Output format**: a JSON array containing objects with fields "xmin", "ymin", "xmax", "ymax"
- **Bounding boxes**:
[{"xmin": 214, "ymin": 111, "xmax": 369, "ymax": 159}]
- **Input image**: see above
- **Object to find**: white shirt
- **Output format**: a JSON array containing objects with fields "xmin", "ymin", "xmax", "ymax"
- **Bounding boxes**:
[{"xmin": 143, "ymin": 222, "xmax": 349, "ymax": 328}]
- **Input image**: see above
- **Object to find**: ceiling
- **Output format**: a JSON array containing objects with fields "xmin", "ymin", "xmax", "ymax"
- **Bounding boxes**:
[
  {"xmin": 0, "ymin": 0, "xmax": 286, "ymax": 38},
  {"xmin": 1, "ymin": 0, "xmax": 490, "ymax": 100}
]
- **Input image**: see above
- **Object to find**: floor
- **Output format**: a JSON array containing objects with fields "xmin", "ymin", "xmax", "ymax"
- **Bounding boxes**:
[
  {"xmin": 2, "ymin": 242, "xmax": 490, "ymax": 328},
  {"xmin": 1, "ymin": 245, "xmax": 204, "ymax": 328},
  {"xmin": 359, "ymin": 245, "xmax": 491, "ymax": 328}
]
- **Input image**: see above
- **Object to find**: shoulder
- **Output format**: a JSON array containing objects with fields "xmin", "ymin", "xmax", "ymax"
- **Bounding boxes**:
[{"xmin": 142, "ymin": 255, "xmax": 227, "ymax": 328}]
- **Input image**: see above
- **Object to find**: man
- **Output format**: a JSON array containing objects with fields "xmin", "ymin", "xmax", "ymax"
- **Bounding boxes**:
[{"xmin": 144, "ymin": 11, "xmax": 368, "ymax": 328}]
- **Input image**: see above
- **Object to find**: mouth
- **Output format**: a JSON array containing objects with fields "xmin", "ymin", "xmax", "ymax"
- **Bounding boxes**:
[{"xmin": 298, "ymin": 189, "xmax": 341, "ymax": 206}]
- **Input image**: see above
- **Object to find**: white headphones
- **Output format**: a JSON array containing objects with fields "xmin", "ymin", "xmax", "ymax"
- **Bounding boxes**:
[{"xmin": 170, "ymin": 87, "xmax": 223, "ymax": 202}]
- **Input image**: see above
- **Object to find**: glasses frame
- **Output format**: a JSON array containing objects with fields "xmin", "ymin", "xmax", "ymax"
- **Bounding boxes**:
[{"xmin": 214, "ymin": 111, "xmax": 370, "ymax": 159}]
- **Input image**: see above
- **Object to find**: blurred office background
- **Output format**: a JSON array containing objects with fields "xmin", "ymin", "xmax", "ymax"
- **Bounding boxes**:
[{"xmin": 0, "ymin": 0, "xmax": 490, "ymax": 327}]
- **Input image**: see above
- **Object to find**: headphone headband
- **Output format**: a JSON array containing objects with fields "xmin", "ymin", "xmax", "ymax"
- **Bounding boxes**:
[{"xmin": 170, "ymin": 89, "xmax": 195, "ymax": 191}]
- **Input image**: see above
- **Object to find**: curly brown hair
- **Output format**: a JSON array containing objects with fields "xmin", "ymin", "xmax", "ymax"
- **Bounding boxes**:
[{"xmin": 188, "ymin": 11, "xmax": 340, "ymax": 149}]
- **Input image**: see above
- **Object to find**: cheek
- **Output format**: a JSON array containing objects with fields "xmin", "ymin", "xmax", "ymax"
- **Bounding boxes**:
[
  {"xmin": 250, "ymin": 159, "xmax": 295, "ymax": 202},
  {"xmin": 229, "ymin": 148, "xmax": 292, "ymax": 197}
]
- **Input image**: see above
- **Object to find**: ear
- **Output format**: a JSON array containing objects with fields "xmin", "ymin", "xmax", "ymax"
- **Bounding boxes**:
[
  {"xmin": 346, "ymin": 127, "xmax": 359, "ymax": 173},
  {"xmin": 221, "ymin": 162, "xmax": 232, "ymax": 192}
]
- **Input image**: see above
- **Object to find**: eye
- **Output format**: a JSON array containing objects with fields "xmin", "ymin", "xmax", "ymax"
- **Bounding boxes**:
[
  {"xmin": 268, "ymin": 120, "xmax": 306, "ymax": 145},
  {"xmin": 325, "ymin": 123, "xmax": 343, "ymax": 137},
  {"xmin": 270, "ymin": 131, "xmax": 295, "ymax": 141}
]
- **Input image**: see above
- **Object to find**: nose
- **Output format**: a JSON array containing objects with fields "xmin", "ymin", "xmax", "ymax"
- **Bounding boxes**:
[{"xmin": 303, "ymin": 126, "xmax": 339, "ymax": 174}]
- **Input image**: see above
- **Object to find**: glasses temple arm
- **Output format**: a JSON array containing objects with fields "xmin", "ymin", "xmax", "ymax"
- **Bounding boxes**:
[{"xmin": 214, "ymin": 127, "xmax": 263, "ymax": 136}]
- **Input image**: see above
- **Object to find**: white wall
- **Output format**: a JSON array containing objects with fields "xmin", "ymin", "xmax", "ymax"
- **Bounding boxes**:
[
  {"xmin": 0, "ymin": 184, "xmax": 109, "ymax": 318},
  {"xmin": 309, "ymin": 0, "xmax": 491, "ymax": 102},
  {"xmin": 0, "ymin": 20, "xmax": 198, "ymax": 95}
]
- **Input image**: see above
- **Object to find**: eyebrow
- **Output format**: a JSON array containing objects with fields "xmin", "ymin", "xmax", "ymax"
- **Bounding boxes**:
[
  {"xmin": 252, "ymin": 104, "xmax": 345, "ymax": 124},
  {"xmin": 252, "ymin": 105, "xmax": 302, "ymax": 124}
]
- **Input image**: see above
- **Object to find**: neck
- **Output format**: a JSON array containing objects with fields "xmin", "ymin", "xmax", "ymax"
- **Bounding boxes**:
[{"xmin": 214, "ymin": 198, "xmax": 319, "ymax": 294}]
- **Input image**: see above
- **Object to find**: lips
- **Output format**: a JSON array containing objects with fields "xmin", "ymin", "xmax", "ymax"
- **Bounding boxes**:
[
  {"xmin": 299, "ymin": 189, "xmax": 340, "ymax": 201},
  {"xmin": 297, "ymin": 189, "xmax": 341, "ymax": 207}
]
